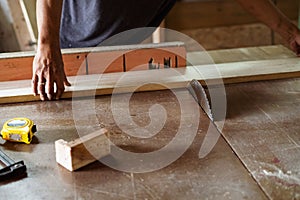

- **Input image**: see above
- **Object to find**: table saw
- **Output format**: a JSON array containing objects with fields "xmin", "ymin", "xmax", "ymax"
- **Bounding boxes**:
[{"xmin": 0, "ymin": 44, "xmax": 299, "ymax": 200}]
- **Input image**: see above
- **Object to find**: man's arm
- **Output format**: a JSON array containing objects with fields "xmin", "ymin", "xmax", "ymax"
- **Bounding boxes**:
[
  {"xmin": 32, "ymin": 0, "xmax": 70, "ymax": 101},
  {"xmin": 235, "ymin": 0, "xmax": 300, "ymax": 55}
]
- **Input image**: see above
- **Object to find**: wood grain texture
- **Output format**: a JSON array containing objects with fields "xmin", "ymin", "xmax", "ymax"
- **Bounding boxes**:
[
  {"xmin": 217, "ymin": 80, "xmax": 300, "ymax": 199},
  {"xmin": 1, "ymin": 57, "xmax": 300, "ymax": 104},
  {"xmin": 0, "ymin": 90, "xmax": 267, "ymax": 199},
  {"xmin": 55, "ymin": 128, "xmax": 110, "ymax": 171},
  {"xmin": 188, "ymin": 45, "xmax": 296, "ymax": 65}
]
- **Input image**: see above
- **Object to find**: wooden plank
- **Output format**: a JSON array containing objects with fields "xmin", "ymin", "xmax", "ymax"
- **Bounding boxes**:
[
  {"xmin": 0, "ymin": 0, "xmax": 20, "ymax": 52},
  {"xmin": 1, "ymin": 57, "xmax": 300, "ymax": 104},
  {"xmin": 188, "ymin": 45, "xmax": 296, "ymax": 65},
  {"xmin": 22, "ymin": 0, "xmax": 37, "ymax": 40},
  {"xmin": 0, "ymin": 53, "xmax": 87, "ymax": 81},
  {"xmin": 6, "ymin": 0, "xmax": 36, "ymax": 51},
  {"xmin": 55, "ymin": 128, "xmax": 110, "ymax": 171},
  {"xmin": 0, "ymin": 42, "xmax": 186, "ymax": 81},
  {"xmin": 166, "ymin": 0, "xmax": 298, "ymax": 30}
]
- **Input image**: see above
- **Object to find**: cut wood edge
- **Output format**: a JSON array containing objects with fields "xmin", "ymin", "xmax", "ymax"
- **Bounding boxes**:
[{"xmin": 55, "ymin": 128, "xmax": 110, "ymax": 171}]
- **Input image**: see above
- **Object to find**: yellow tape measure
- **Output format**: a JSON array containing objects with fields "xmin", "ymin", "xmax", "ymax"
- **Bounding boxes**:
[{"xmin": 0, "ymin": 118, "xmax": 37, "ymax": 144}]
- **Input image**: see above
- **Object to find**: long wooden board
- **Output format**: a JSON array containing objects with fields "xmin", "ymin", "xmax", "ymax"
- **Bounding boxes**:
[
  {"xmin": 1, "ymin": 57, "xmax": 300, "ymax": 104},
  {"xmin": 188, "ymin": 45, "xmax": 296, "ymax": 65},
  {"xmin": 0, "ymin": 42, "xmax": 186, "ymax": 81}
]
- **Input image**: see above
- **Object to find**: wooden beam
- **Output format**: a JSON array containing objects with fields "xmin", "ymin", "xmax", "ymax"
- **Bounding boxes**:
[
  {"xmin": 0, "ymin": 42, "xmax": 186, "ymax": 81},
  {"xmin": 21, "ymin": 0, "xmax": 37, "ymax": 40},
  {"xmin": 0, "ymin": 0, "xmax": 20, "ymax": 52},
  {"xmin": 6, "ymin": 0, "xmax": 36, "ymax": 51},
  {"xmin": 1, "ymin": 57, "xmax": 300, "ymax": 104},
  {"xmin": 55, "ymin": 128, "xmax": 110, "ymax": 171}
]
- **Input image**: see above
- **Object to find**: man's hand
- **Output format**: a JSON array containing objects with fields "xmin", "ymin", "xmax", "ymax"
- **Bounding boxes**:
[
  {"xmin": 287, "ymin": 30, "xmax": 300, "ymax": 56},
  {"xmin": 235, "ymin": 0, "xmax": 300, "ymax": 56},
  {"xmin": 32, "ymin": 45, "xmax": 71, "ymax": 101},
  {"xmin": 34, "ymin": 0, "xmax": 66, "ymax": 100}
]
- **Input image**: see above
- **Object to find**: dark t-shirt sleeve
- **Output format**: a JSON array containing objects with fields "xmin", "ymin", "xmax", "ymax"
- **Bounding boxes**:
[{"xmin": 60, "ymin": 0, "xmax": 176, "ymax": 48}]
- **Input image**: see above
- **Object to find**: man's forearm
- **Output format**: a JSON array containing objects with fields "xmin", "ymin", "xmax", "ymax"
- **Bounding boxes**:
[
  {"xmin": 36, "ymin": 0, "xmax": 63, "ymax": 48},
  {"xmin": 235, "ymin": 0, "xmax": 299, "ymax": 41},
  {"xmin": 33, "ymin": 0, "xmax": 69, "ymax": 101}
]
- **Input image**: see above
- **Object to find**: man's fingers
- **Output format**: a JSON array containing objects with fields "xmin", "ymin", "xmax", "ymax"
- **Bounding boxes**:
[
  {"xmin": 32, "ymin": 75, "xmax": 38, "ymax": 96},
  {"xmin": 38, "ymin": 78, "xmax": 47, "ymax": 101},
  {"xmin": 46, "ymin": 71, "xmax": 54, "ymax": 100},
  {"xmin": 64, "ymin": 77, "xmax": 71, "ymax": 87},
  {"xmin": 39, "ymin": 84, "xmax": 47, "ymax": 101},
  {"xmin": 46, "ymin": 80, "xmax": 55, "ymax": 100},
  {"xmin": 55, "ymin": 79, "xmax": 65, "ymax": 100}
]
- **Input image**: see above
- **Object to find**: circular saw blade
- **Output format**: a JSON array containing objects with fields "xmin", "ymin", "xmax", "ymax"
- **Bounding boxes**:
[{"xmin": 187, "ymin": 79, "xmax": 213, "ymax": 121}]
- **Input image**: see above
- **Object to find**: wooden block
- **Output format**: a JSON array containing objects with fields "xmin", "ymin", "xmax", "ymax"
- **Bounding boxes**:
[{"xmin": 55, "ymin": 128, "xmax": 110, "ymax": 171}]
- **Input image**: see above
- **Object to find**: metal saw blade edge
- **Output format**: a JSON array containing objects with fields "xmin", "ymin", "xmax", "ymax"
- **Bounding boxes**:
[{"xmin": 187, "ymin": 79, "xmax": 213, "ymax": 121}]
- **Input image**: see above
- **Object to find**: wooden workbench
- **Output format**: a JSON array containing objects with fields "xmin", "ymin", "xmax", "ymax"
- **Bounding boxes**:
[{"xmin": 0, "ymin": 45, "xmax": 299, "ymax": 199}]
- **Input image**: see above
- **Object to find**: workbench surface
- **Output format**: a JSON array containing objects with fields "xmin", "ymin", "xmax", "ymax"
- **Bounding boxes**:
[
  {"xmin": 0, "ymin": 45, "xmax": 299, "ymax": 199},
  {"xmin": 0, "ymin": 89, "xmax": 266, "ymax": 199}
]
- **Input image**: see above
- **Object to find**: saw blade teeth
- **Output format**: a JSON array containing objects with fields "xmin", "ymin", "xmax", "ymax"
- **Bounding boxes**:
[{"xmin": 187, "ymin": 79, "xmax": 213, "ymax": 121}]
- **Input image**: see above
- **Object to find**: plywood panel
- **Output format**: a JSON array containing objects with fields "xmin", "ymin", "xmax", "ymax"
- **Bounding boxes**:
[{"xmin": 0, "ymin": 89, "xmax": 267, "ymax": 199}]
